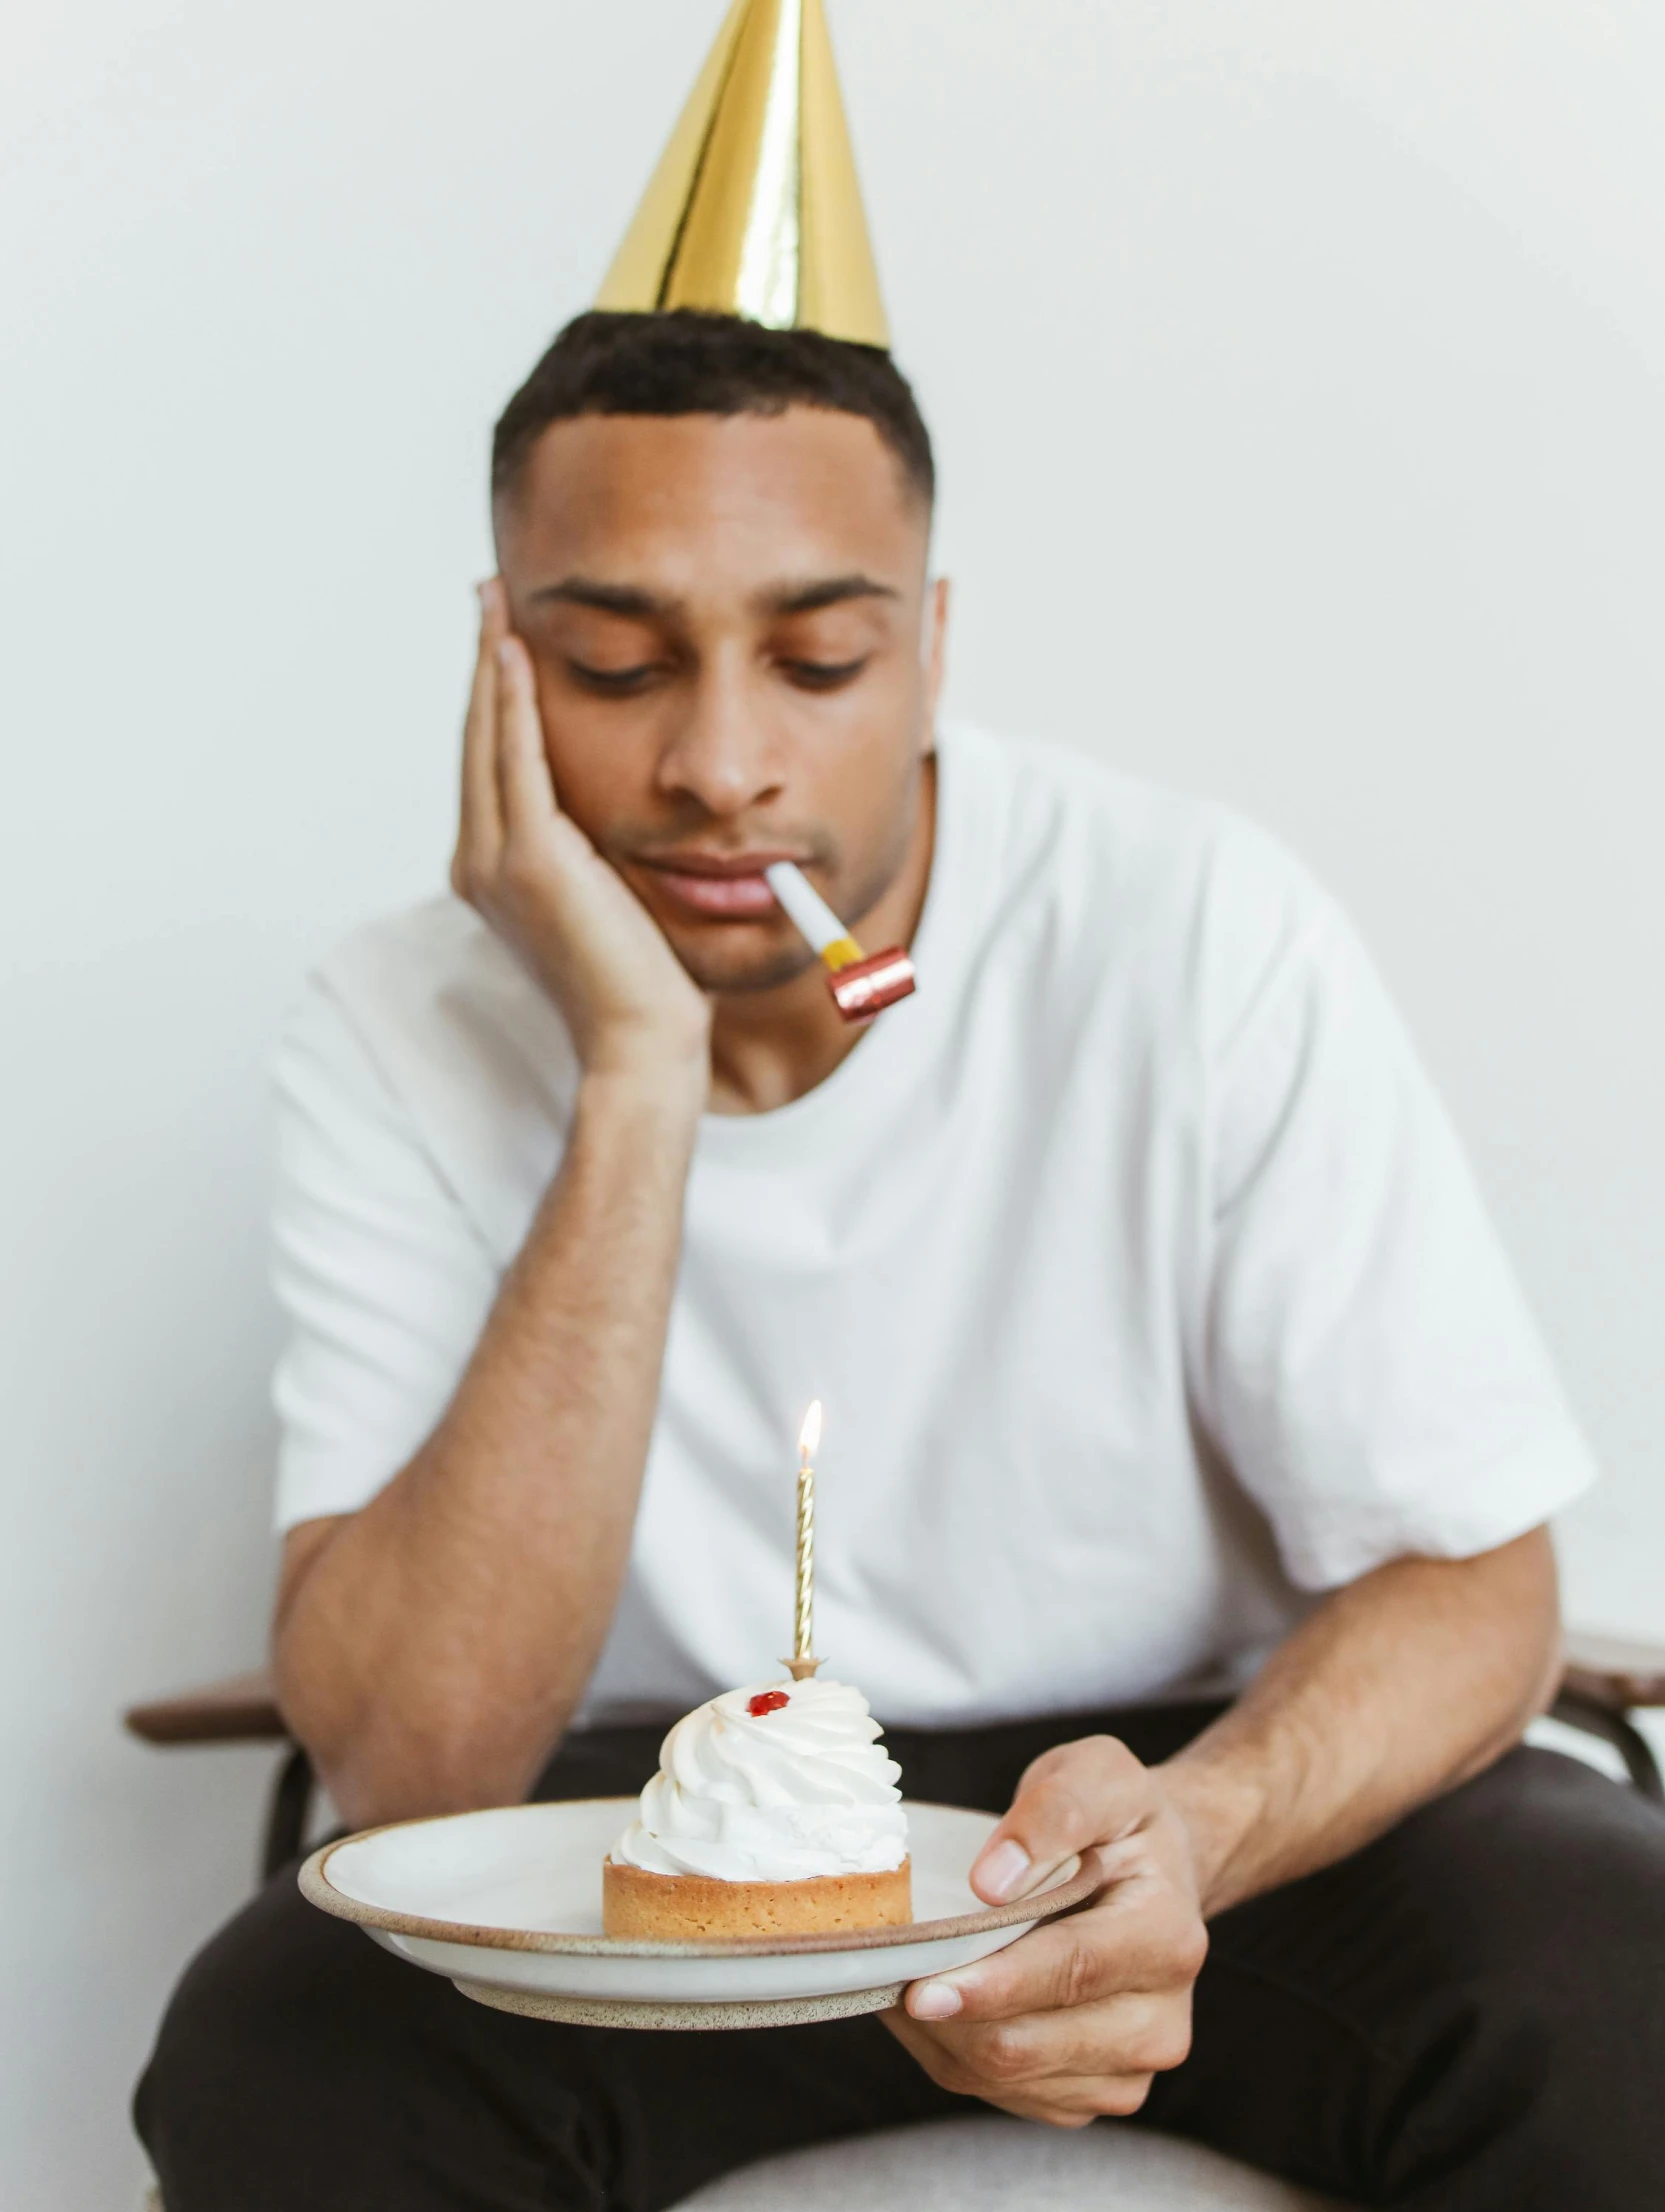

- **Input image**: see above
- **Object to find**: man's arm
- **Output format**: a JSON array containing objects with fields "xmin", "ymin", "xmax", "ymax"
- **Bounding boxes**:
[
  {"xmin": 1161, "ymin": 1523, "xmax": 1560, "ymax": 1913},
  {"xmin": 273, "ymin": 586, "xmax": 710, "ymax": 1830},
  {"xmin": 886, "ymin": 1525, "xmax": 1560, "ymax": 2127}
]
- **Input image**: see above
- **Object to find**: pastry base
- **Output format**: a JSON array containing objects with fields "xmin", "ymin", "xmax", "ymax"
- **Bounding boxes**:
[{"xmin": 603, "ymin": 1856, "xmax": 912, "ymax": 1940}]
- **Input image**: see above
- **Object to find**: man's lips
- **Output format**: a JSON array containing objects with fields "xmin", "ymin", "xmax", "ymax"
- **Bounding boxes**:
[{"xmin": 634, "ymin": 851, "xmax": 810, "ymax": 922}]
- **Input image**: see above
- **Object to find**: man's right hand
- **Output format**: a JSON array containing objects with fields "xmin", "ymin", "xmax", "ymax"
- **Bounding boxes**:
[
  {"xmin": 282, "ymin": 582, "xmax": 713, "ymax": 1824},
  {"xmin": 451, "ymin": 579, "xmax": 711, "ymax": 1087}
]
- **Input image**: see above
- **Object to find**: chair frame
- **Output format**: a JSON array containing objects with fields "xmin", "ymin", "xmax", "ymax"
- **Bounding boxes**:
[{"xmin": 125, "ymin": 1632, "xmax": 1665, "ymax": 1880}]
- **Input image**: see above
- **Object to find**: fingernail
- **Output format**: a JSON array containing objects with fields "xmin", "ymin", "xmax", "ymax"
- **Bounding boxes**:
[
  {"xmin": 978, "ymin": 1840, "xmax": 1033, "ymax": 1902},
  {"xmin": 475, "ymin": 580, "xmax": 490, "ymax": 608},
  {"xmin": 496, "ymin": 637, "xmax": 514, "ymax": 669},
  {"xmin": 911, "ymin": 1980, "xmax": 963, "ymax": 2021}
]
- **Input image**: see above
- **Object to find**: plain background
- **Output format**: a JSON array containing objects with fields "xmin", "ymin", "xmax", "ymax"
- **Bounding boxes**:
[{"xmin": 3, "ymin": 2, "xmax": 1662, "ymax": 2203}]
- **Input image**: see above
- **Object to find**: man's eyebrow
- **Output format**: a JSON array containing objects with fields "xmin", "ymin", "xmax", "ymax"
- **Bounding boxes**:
[
  {"xmin": 525, "ymin": 578, "xmax": 680, "ymax": 617},
  {"xmin": 763, "ymin": 574, "xmax": 901, "ymax": 616},
  {"xmin": 523, "ymin": 573, "xmax": 901, "ymax": 619}
]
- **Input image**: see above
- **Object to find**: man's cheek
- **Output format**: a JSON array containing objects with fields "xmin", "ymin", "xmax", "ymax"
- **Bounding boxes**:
[{"xmin": 537, "ymin": 732, "xmax": 629, "ymax": 832}]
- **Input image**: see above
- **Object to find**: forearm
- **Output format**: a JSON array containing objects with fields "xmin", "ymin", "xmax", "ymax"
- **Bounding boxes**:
[
  {"xmin": 1160, "ymin": 1527, "xmax": 1561, "ymax": 1917},
  {"xmin": 274, "ymin": 1063, "xmax": 702, "ymax": 1825}
]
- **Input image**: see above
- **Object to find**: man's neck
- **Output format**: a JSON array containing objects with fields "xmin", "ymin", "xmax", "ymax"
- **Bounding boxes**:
[{"xmin": 705, "ymin": 755, "xmax": 937, "ymax": 1118}]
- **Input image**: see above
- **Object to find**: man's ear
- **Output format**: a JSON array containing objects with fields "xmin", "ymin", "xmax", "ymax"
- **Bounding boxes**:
[{"xmin": 921, "ymin": 576, "xmax": 951, "ymax": 745}]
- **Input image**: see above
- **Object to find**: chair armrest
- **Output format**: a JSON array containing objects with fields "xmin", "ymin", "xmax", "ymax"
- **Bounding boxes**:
[
  {"xmin": 120, "ymin": 1634, "xmax": 1664, "ymax": 1753},
  {"xmin": 124, "ymin": 1667, "xmax": 290, "ymax": 1745},
  {"xmin": 1562, "ymin": 1630, "xmax": 1665, "ymax": 1712}
]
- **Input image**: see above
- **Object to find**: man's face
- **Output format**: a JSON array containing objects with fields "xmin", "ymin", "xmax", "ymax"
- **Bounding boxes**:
[{"xmin": 494, "ymin": 406, "xmax": 945, "ymax": 994}]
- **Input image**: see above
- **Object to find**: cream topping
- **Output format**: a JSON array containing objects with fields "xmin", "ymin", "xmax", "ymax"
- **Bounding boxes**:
[{"xmin": 610, "ymin": 1677, "xmax": 908, "ymax": 1882}]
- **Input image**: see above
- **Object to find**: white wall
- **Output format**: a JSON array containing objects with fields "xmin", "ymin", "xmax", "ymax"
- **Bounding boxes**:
[{"xmin": 3, "ymin": 3, "xmax": 1661, "ymax": 2203}]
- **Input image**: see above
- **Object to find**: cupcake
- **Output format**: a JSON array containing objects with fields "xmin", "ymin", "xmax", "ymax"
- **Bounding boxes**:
[{"xmin": 603, "ymin": 1676, "xmax": 912, "ymax": 1939}]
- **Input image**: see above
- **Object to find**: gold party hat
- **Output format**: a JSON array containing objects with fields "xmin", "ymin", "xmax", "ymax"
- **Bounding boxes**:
[{"xmin": 596, "ymin": 0, "xmax": 889, "ymax": 349}]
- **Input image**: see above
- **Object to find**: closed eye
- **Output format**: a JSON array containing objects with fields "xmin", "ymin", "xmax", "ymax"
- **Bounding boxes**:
[
  {"xmin": 565, "ymin": 659, "xmax": 663, "ymax": 695},
  {"xmin": 782, "ymin": 655, "xmax": 871, "ymax": 691}
]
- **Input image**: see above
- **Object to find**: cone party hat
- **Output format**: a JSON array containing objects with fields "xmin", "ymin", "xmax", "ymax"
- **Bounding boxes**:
[{"xmin": 595, "ymin": 0, "xmax": 889, "ymax": 349}]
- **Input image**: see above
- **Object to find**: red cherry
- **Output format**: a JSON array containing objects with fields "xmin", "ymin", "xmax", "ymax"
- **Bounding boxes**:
[{"xmin": 747, "ymin": 1689, "xmax": 790, "ymax": 1717}]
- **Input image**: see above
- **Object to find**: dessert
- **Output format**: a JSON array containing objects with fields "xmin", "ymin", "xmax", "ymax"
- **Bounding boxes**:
[{"xmin": 603, "ymin": 1675, "xmax": 912, "ymax": 1938}]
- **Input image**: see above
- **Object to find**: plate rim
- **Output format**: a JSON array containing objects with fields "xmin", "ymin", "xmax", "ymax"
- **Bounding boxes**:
[{"xmin": 299, "ymin": 1796, "xmax": 1100, "ymax": 1959}]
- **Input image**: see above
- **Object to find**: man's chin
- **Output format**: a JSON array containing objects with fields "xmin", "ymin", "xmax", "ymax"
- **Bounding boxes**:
[{"xmin": 668, "ymin": 932, "xmax": 824, "ymax": 999}]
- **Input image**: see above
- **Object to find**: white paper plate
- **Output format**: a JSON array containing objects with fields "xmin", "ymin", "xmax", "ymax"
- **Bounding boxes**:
[{"xmin": 300, "ymin": 1798, "xmax": 1097, "ymax": 2029}]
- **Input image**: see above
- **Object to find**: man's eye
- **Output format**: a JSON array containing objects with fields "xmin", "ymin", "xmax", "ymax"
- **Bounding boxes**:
[
  {"xmin": 783, "ymin": 656, "xmax": 870, "ymax": 691},
  {"xmin": 566, "ymin": 660, "xmax": 660, "ymax": 694}
]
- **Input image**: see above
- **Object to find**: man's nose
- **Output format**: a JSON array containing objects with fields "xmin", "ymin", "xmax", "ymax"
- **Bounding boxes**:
[{"xmin": 654, "ymin": 655, "xmax": 786, "ymax": 819}]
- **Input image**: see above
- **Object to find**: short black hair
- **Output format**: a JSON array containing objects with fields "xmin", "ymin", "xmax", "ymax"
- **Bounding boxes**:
[{"xmin": 491, "ymin": 309, "xmax": 934, "ymax": 511}]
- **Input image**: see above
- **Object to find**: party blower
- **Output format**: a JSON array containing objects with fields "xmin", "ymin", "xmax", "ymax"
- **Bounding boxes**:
[{"xmin": 764, "ymin": 863, "xmax": 917, "ymax": 1022}]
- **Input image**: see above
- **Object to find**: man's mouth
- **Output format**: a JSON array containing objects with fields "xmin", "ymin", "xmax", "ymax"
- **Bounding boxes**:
[{"xmin": 634, "ymin": 849, "xmax": 813, "ymax": 921}]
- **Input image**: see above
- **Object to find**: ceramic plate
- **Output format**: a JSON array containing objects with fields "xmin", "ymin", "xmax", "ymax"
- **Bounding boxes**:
[{"xmin": 300, "ymin": 1798, "xmax": 1097, "ymax": 2029}]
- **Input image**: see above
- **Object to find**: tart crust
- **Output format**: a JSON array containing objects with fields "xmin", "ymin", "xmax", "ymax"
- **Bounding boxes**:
[{"xmin": 603, "ymin": 1856, "xmax": 912, "ymax": 1939}]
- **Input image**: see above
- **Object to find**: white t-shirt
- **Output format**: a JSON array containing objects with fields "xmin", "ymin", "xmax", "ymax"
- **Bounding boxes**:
[{"xmin": 271, "ymin": 724, "xmax": 1594, "ymax": 1728}]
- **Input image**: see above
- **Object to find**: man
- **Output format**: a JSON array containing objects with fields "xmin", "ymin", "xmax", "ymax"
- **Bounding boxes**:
[{"xmin": 138, "ymin": 9, "xmax": 1664, "ymax": 2207}]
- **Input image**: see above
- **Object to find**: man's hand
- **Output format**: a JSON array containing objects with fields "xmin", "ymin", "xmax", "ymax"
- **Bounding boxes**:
[
  {"xmin": 452, "ymin": 580, "xmax": 710, "ymax": 1083},
  {"xmin": 278, "ymin": 577, "xmax": 724, "ymax": 1823},
  {"xmin": 885, "ymin": 1737, "xmax": 1208, "ymax": 2128},
  {"xmin": 883, "ymin": 1537, "xmax": 1558, "ymax": 2129}
]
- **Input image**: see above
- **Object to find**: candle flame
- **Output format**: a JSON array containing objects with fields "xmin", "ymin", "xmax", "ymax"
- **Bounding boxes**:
[{"xmin": 798, "ymin": 1399, "xmax": 824, "ymax": 1460}]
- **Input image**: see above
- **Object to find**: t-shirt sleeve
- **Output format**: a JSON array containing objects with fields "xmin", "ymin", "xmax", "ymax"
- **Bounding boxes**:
[
  {"xmin": 270, "ymin": 973, "xmax": 502, "ymax": 1532},
  {"xmin": 1199, "ymin": 882, "xmax": 1596, "ymax": 1592}
]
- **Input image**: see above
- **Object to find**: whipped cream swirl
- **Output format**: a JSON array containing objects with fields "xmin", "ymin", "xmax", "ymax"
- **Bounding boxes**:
[{"xmin": 611, "ymin": 1677, "xmax": 909, "ymax": 1882}]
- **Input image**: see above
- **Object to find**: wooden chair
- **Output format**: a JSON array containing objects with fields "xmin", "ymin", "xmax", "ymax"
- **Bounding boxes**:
[{"xmin": 125, "ymin": 1631, "xmax": 1665, "ymax": 1881}]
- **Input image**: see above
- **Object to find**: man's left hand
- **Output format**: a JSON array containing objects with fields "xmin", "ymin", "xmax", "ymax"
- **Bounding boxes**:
[{"xmin": 884, "ymin": 1737, "xmax": 1209, "ymax": 2128}]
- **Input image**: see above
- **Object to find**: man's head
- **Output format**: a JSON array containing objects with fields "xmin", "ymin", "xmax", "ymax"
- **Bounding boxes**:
[{"xmin": 489, "ymin": 311, "xmax": 946, "ymax": 996}]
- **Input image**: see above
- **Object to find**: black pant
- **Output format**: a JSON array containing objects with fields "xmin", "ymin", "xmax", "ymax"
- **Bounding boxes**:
[{"xmin": 136, "ymin": 1706, "xmax": 1665, "ymax": 2210}]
